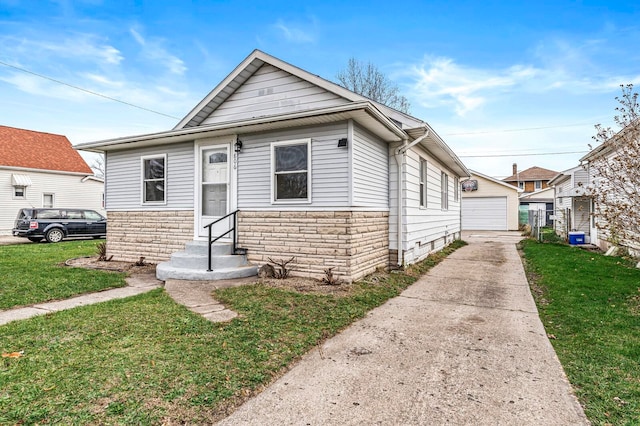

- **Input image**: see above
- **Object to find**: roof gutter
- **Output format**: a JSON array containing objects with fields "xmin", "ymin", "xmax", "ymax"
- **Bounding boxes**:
[{"xmin": 393, "ymin": 128, "xmax": 430, "ymax": 267}]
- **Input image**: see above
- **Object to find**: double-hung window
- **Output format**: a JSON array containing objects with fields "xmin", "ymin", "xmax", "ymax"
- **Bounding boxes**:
[
  {"xmin": 535, "ymin": 180, "xmax": 542, "ymax": 190},
  {"xmin": 272, "ymin": 139, "xmax": 311, "ymax": 203},
  {"xmin": 441, "ymin": 172, "xmax": 449, "ymax": 210},
  {"xmin": 142, "ymin": 154, "xmax": 166, "ymax": 204},
  {"xmin": 454, "ymin": 177, "xmax": 459, "ymax": 202},
  {"xmin": 419, "ymin": 158, "xmax": 427, "ymax": 208}
]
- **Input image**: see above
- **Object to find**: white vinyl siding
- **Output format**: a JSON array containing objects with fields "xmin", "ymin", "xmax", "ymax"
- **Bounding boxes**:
[
  {"xmin": 202, "ymin": 64, "xmax": 350, "ymax": 126},
  {"xmin": 0, "ymin": 169, "xmax": 104, "ymax": 234},
  {"xmin": 390, "ymin": 144, "xmax": 462, "ymax": 263},
  {"xmin": 237, "ymin": 123, "xmax": 349, "ymax": 208},
  {"xmin": 352, "ymin": 124, "xmax": 388, "ymax": 208},
  {"xmin": 462, "ymin": 197, "xmax": 508, "ymax": 230},
  {"xmin": 106, "ymin": 142, "xmax": 194, "ymax": 210}
]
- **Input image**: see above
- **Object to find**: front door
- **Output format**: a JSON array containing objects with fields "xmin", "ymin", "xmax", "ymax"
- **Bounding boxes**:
[{"xmin": 199, "ymin": 144, "xmax": 232, "ymax": 239}]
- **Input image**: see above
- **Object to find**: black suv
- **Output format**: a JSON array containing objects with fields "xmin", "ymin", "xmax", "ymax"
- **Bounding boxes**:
[{"xmin": 12, "ymin": 208, "xmax": 107, "ymax": 243}]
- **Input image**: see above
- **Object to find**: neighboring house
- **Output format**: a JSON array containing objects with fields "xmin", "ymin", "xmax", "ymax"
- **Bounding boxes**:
[
  {"xmin": 548, "ymin": 166, "xmax": 593, "ymax": 242},
  {"xmin": 0, "ymin": 125, "xmax": 104, "ymax": 235},
  {"xmin": 503, "ymin": 163, "xmax": 558, "ymax": 193},
  {"xmin": 76, "ymin": 49, "xmax": 470, "ymax": 282},
  {"xmin": 461, "ymin": 169, "xmax": 521, "ymax": 231},
  {"xmin": 518, "ymin": 187, "xmax": 555, "ymax": 227}
]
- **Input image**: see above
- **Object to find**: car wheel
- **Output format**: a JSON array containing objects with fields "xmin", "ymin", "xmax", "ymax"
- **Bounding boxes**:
[
  {"xmin": 27, "ymin": 237, "xmax": 43, "ymax": 242},
  {"xmin": 45, "ymin": 228, "xmax": 65, "ymax": 243}
]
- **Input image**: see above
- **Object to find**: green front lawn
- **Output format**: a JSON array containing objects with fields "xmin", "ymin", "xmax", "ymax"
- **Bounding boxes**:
[
  {"xmin": 521, "ymin": 240, "xmax": 640, "ymax": 425},
  {"xmin": 0, "ymin": 240, "xmax": 126, "ymax": 310},
  {"xmin": 0, "ymin": 240, "xmax": 466, "ymax": 425}
]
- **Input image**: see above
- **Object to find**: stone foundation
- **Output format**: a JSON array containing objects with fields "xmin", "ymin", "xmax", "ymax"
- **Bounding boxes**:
[
  {"xmin": 106, "ymin": 210, "xmax": 194, "ymax": 263},
  {"xmin": 238, "ymin": 211, "xmax": 389, "ymax": 282}
]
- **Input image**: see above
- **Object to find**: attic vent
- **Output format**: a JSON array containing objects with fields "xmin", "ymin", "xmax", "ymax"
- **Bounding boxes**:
[{"xmin": 258, "ymin": 87, "xmax": 274, "ymax": 96}]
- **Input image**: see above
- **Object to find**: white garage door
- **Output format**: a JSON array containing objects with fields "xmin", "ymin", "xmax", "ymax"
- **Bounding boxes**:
[{"xmin": 462, "ymin": 197, "xmax": 508, "ymax": 230}]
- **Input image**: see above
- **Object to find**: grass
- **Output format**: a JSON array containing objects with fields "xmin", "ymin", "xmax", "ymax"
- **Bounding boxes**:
[
  {"xmin": 0, "ymin": 240, "xmax": 127, "ymax": 310},
  {"xmin": 0, "ymin": 240, "xmax": 466, "ymax": 425},
  {"xmin": 521, "ymin": 239, "xmax": 640, "ymax": 425}
]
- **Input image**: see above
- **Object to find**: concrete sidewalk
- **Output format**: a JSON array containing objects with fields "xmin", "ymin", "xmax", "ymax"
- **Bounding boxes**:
[
  {"xmin": 217, "ymin": 231, "xmax": 589, "ymax": 425},
  {"xmin": 0, "ymin": 273, "xmax": 161, "ymax": 326}
]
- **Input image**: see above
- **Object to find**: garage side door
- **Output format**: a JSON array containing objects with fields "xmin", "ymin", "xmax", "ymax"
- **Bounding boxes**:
[{"xmin": 462, "ymin": 197, "xmax": 508, "ymax": 230}]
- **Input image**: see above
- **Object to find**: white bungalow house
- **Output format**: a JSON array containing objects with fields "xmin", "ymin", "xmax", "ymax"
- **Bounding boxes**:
[
  {"xmin": 548, "ymin": 165, "xmax": 594, "ymax": 243},
  {"xmin": 76, "ymin": 50, "xmax": 469, "ymax": 282},
  {"xmin": 0, "ymin": 125, "xmax": 104, "ymax": 234}
]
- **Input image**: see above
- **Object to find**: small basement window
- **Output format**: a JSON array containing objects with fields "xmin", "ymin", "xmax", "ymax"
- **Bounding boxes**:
[{"xmin": 271, "ymin": 139, "xmax": 311, "ymax": 203}]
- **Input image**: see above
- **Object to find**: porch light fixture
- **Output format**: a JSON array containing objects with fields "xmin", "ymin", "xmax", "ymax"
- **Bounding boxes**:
[
  {"xmin": 234, "ymin": 139, "xmax": 243, "ymax": 153},
  {"xmin": 337, "ymin": 138, "xmax": 348, "ymax": 148}
]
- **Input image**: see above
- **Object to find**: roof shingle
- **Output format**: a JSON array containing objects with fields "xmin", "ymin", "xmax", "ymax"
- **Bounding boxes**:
[
  {"xmin": 0, "ymin": 125, "xmax": 92, "ymax": 174},
  {"xmin": 503, "ymin": 166, "xmax": 559, "ymax": 182}
]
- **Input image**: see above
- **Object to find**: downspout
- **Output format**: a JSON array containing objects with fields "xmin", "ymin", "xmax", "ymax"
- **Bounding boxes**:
[{"xmin": 393, "ymin": 129, "xmax": 430, "ymax": 267}]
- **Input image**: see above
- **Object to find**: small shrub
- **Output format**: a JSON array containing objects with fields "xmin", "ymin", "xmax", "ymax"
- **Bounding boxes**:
[
  {"xmin": 96, "ymin": 242, "xmax": 113, "ymax": 262},
  {"xmin": 321, "ymin": 267, "xmax": 343, "ymax": 286},
  {"xmin": 267, "ymin": 256, "xmax": 295, "ymax": 279}
]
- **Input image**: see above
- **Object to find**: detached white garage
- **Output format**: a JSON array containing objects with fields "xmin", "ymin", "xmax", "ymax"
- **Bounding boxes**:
[{"xmin": 461, "ymin": 170, "xmax": 522, "ymax": 231}]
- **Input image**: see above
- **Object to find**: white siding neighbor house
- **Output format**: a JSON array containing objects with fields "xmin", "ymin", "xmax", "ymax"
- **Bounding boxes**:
[
  {"xmin": 76, "ymin": 50, "xmax": 469, "ymax": 282},
  {"xmin": 461, "ymin": 170, "xmax": 521, "ymax": 231},
  {"xmin": 0, "ymin": 125, "xmax": 104, "ymax": 235},
  {"xmin": 548, "ymin": 166, "xmax": 593, "ymax": 242}
]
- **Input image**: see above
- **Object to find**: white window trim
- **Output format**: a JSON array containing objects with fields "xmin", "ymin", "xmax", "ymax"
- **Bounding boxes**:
[
  {"xmin": 270, "ymin": 138, "xmax": 312, "ymax": 204},
  {"xmin": 43, "ymin": 193, "xmax": 55, "ymax": 208},
  {"xmin": 419, "ymin": 158, "xmax": 427, "ymax": 208},
  {"xmin": 441, "ymin": 172, "xmax": 449, "ymax": 211},
  {"xmin": 13, "ymin": 186, "xmax": 26, "ymax": 199},
  {"xmin": 535, "ymin": 180, "xmax": 542, "ymax": 190},
  {"xmin": 141, "ymin": 153, "xmax": 167, "ymax": 205},
  {"xmin": 454, "ymin": 177, "xmax": 459, "ymax": 202}
]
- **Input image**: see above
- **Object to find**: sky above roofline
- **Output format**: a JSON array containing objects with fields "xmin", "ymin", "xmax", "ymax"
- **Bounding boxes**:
[{"xmin": 1, "ymin": 0, "xmax": 638, "ymax": 177}]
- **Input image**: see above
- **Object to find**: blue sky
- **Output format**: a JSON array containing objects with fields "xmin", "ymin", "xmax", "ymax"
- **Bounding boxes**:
[{"xmin": 1, "ymin": 0, "xmax": 639, "ymax": 177}]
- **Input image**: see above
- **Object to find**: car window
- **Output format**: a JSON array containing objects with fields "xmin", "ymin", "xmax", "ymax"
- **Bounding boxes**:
[
  {"xmin": 66, "ymin": 210, "xmax": 84, "ymax": 219},
  {"xmin": 85, "ymin": 211, "xmax": 103, "ymax": 221},
  {"xmin": 17, "ymin": 209, "xmax": 32, "ymax": 220},
  {"xmin": 37, "ymin": 210, "xmax": 62, "ymax": 219}
]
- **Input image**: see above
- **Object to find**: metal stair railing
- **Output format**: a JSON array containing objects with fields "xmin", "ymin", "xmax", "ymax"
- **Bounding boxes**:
[{"xmin": 203, "ymin": 209, "xmax": 241, "ymax": 272}]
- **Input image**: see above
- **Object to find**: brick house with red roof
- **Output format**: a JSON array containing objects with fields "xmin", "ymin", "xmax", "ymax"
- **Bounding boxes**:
[
  {"xmin": 0, "ymin": 125, "xmax": 104, "ymax": 234},
  {"xmin": 502, "ymin": 163, "xmax": 559, "ymax": 193}
]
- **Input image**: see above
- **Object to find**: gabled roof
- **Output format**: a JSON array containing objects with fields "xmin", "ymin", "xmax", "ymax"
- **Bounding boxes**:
[
  {"xmin": 548, "ymin": 165, "xmax": 582, "ymax": 186},
  {"xmin": 0, "ymin": 125, "xmax": 92, "ymax": 174},
  {"xmin": 468, "ymin": 169, "xmax": 523, "ymax": 192},
  {"xmin": 519, "ymin": 187, "xmax": 554, "ymax": 200},
  {"xmin": 503, "ymin": 166, "xmax": 559, "ymax": 182},
  {"xmin": 175, "ymin": 49, "xmax": 424, "ymax": 131}
]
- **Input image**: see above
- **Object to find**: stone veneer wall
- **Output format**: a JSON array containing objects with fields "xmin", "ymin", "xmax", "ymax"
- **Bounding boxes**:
[
  {"xmin": 238, "ymin": 211, "xmax": 389, "ymax": 282},
  {"xmin": 106, "ymin": 210, "xmax": 194, "ymax": 263}
]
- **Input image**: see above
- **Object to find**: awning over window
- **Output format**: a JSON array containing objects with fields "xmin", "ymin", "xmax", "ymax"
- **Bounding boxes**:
[{"xmin": 11, "ymin": 174, "xmax": 32, "ymax": 187}]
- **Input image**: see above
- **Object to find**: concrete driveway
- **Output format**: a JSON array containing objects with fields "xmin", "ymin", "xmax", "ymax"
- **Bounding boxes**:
[{"xmin": 217, "ymin": 231, "xmax": 588, "ymax": 425}]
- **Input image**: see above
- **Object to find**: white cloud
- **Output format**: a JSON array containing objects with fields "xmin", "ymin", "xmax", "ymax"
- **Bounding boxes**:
[
  {"xmin": 129, "ymin": 28, "xmax": 187, "ymax": 75},
  {"xmin": 273, "ymin": 19, "xmax": 317, "ymax": 43}
]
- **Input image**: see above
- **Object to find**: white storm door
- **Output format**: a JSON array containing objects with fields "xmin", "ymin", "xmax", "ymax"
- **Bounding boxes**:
[{"xmin": 199, "ymin": 145, "xmax": 230, "ymax": 239}]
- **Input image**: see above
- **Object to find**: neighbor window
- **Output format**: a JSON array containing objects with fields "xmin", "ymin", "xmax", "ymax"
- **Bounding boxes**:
[
  {"xmin": 43, "ymin": 193, "xmax": 54, "ymax": 208},
  {"xmin": 518, "ymin": 181, "xmax": 524, "ymax": 189},
  {"xmin": 272, "ymin": 139, "xmax": 311, "ymax": 202},
  {"xmin": 142, "ymin": 154, "xmax": 166, "ymax": 204},
  {"xmin": 419, "ymin": 158, "xmax": 427, "ymax": 208},
  {"xmin": 535, "ymin": 180, "xmax": 542, "ymax": 190},
  {"xmin": 454, "ymin": 177, "xmax": 459, "ymax": 201},
  {"xmin": 441, "ymin": 172, "xmax": 449, "ymax": 210},
  {"xmin": 13, "ymin": 186, "xmax": 26, "ymax": 199}
]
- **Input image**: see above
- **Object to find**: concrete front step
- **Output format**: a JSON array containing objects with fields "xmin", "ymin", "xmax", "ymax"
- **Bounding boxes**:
[
  {"xmin": 168, "ymin": 251, "xmax": 248, "ymax": 270},
  {"xmin": 156, "ymin": 263, "xmax": 258, "ymax": 281},
  {"xmin": 185, "ymin": 240, "xmax": 234, "ymax": 256}
]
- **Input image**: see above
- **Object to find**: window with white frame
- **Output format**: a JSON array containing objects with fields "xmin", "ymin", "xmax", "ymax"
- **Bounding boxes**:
[
  {"xmin": 454, "ymin": 177, "xmax": 459, "ymax": 201},
  {"xmin": 43, "ymin": 193, "xmax": 54, "ymax": 208},
  {"xmin": 142, "ymin": 154, "xmax": 166, "ymax": 204},
  {"xmin": 272, "ymin": 139, "xmax": 311, "ymax": 202},
  {"xmin": 419, "ymin": 158, "xmax": 427, "ymax": 208},
  {"xmin": 13, "ymin": 186, "xmax": 26, "ymax": 199},
  {"xmin": 535, "ymin": 180, "xmax": 542, "ymax": 190},
  {"xmin": 518, "ymin": 181, "xmax": 524, "ymax": 190},
  {"xmin": 441, "ymin": 172, "xmax": 449, "ymax": 210}
]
